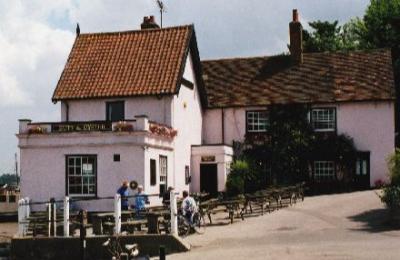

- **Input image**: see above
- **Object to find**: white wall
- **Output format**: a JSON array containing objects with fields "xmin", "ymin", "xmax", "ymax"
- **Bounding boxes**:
[
  {"xmin": 336, "ymin": 101, "xmax": 395, "ymax": 185},
  {"xmin": 171, "ymin": 51, "xmax": 203, "ymax": 194},
  {"xmin": 144, "ymin": 147, "xmax": 173, "ymax": 205},
  {"xmin": 202, "ymin": 101, "xmax": 395, "ymax": 187},
  {"xmin": 62, "ymin": 96, "xmax": 173, "ymax": 125},
  {"xmin": 20, "ymin": 144, "xmax": 145, "ymax": 212},
  {"xmin": 191, "ymin": 145, "xmax": 233, "ymax": 193},
  {"xmin": 203, "ymin": 106, "xmax": 266, "ymax": 145}
]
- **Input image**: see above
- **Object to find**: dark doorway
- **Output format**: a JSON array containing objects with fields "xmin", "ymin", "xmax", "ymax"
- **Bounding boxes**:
[
  {"xmin": 354, "ymin": 152, "xmax": 370, "ymax": 190},
  {"xmin": 200, "ymin": 164, "xmax": 218, "ymax": 196}
]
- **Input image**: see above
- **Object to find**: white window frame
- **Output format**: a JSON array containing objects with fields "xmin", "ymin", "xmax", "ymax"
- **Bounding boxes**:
[
  {"xmin": 311, "ymin": 108, "xmax": 336, "ymax": 132},
  {"xmin": 314, "ymin": 161, "xmax": 335, "ymax": 181},
  {"xmin": 159, "ymin": 155, "xmax": 168, "ymax": 194},
  {"xmin": 66, "ymin": 155, "xmax": 97, "ymax": 197},
  {"xmin": 246, "ymin": 111, "xmax": 269, "ymax": 133}
]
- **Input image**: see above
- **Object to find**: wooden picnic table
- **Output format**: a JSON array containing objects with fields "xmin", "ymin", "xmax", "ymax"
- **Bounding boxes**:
[{"xmin": 92, "ymin": 206, "xmax": 171, "ymax": 235}]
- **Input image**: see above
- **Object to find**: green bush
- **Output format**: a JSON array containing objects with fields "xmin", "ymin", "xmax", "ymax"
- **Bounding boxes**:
[
  {"xmin": 380, "ymin": 150, "xmax": 400, "ymax": 209},
  {"xmin": 387, "ymin": 149, "xmax": 400, "ymax": 186},
  {"xmin": 226, "ymin": 160, "xmax": 249, "ymax": 197},
  {"xmin": 380, "ymin": 185, "xmax": 400, "ymax": 209}
]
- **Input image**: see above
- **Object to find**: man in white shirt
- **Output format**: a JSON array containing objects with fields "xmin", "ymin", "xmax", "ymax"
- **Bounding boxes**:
[{"xmin": 181, "ymin": 190, "xmax": 197, "ymax": 223}]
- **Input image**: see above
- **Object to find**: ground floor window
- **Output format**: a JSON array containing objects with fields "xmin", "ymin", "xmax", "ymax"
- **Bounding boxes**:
[
  {"xmin": 150, "ymin": 159, "xmax": 157, "ymax": 186},
  {"xmin": 159, "ymin": 155, "xmax": 167, "ymax": 195},
  {"xmin": 66, "ymin": 155, "xmax": 97, "ymax": 196},
  {"xmin": 185, "ymin": 165, "xmax": 191, "ymax": 185},
  {"xmin": 313, "ymin": 161, "xmax": 335, "ymax": 181}
]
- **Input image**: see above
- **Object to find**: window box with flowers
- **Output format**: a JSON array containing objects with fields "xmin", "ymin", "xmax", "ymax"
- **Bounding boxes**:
[
  {"xmin": 113, "ymin": 121, "xmax": 134, "ymax": 132},
  {"xmin": 149, "ymin": 124, "xmax": 178, "ymax": 138},
  {"xmin": 28, "ymin": 126, "xmax": 46, "ymax": 134}
]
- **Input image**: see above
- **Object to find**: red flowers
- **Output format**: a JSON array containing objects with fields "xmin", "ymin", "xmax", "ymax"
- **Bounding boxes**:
[{"xmin": 149, "ymin": 123, "xmax": 177, "ymax": 138}]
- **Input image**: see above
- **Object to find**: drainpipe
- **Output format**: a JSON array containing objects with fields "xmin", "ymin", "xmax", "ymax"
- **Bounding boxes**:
[{"xmin": 221, "ymin": 108, "xmax": 225, "ymax": 145}]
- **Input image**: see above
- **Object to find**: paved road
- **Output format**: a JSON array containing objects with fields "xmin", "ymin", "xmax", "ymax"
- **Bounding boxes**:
[{"xmin": 171, "ymin": 190, "xmax": 400, "ymax": 260}]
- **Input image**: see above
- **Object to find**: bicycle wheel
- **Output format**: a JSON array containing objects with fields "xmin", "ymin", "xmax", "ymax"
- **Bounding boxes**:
[
  {"xmin": 178, "ymin": 216, "xmax": 191, "ymax": 237},
  {"xmin": 193, "ymin": 213, "xmax": 205, "ymax": 234}
]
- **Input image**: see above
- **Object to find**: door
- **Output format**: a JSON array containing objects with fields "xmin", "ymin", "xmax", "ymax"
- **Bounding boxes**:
[
  {"xmin": 200, "ymin": 164, "xmax": 218, "ymax": 196},
  {"xmin": 354, "ymin": 152, "xmax": 370, "ymax": 190}
]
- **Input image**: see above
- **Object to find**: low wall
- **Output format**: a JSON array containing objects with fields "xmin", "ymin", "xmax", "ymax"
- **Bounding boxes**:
[{"xmin": 11, "ymin": 234, "xmax": 190, "ymax": 259}]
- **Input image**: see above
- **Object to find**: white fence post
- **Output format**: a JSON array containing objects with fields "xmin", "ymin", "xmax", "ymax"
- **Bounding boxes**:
[
  {"xmin": 17, "ymin": 198, "xmax": 25, "ymax": 237},
  {"xmin": 47, "ymin": 203, "xmax": 51, "ymax": 237},
  {"xmin": 114, "ymin": 194, "xmax": 121, "ymax": 234},
  {"xmin": 64, "ymin": 197, "xmax": 70, "ymax": 237},
  {"xmin": 170, "ymin": 191, "xmax": 178, "ymax": 235}
]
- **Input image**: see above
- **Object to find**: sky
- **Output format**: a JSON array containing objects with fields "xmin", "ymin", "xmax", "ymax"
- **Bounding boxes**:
[{"xmin": 0, "ymin": 0, "xmax": 370, "ymax": 173}]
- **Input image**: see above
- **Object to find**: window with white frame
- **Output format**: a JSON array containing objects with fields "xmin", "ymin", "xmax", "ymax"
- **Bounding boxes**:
[
  {"xmin": 314, "ymin": 161, "xmax": 335, "ymax": 181},
  {"xmin": 159, "ymin": 156, "xmax": 167, "ymax": 195},
  {"xmin": 67, "ymin": 155, "xmax": 96, "ymax": 196},
  {"xmin": 311, "ymin": 108, "xmax": 336, "ymax": 131},
  {"xmin": 246, "ymin": 111, "xmax": 268, "ymax": 133}
]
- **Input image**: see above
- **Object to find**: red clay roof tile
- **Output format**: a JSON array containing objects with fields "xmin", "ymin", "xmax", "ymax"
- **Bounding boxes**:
[
  {"xmin": 201, "ymin": 49, "xmax": 395, "ymax": 108},
  {"xmin": 52, "ymin": 25, "xmax": 193, "ymax": 101}
]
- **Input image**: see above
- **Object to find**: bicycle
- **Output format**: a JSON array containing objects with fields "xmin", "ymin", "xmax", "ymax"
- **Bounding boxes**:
[
  {"xmin": 102, "ymin": 236, "xmax": 149, "ymax": 260},
  {"xmin": 177, "ymin": 210, "xmax": 205, "ymax": 237}
]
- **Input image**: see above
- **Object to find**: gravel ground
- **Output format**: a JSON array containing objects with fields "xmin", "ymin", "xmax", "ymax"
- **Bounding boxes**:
[{"xmin": 171, "ymin": 190, "xmax": 400, "ymax": 260}]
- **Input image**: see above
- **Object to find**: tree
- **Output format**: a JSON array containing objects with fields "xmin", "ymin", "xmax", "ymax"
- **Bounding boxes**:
[
  {"xmin": 303, "ymin": 20, "xmax": 344, "ymax": 52},
  {"xmin": 0, "ymin": 173, "xmax": 19, "ymax": 185},
  {"xmin": 242, "ymin": 104, "xmax": 315, "ymax": 186},
  {"xmin": 360, "ymin": 0, "xmax": 400, "ymax": 49}
]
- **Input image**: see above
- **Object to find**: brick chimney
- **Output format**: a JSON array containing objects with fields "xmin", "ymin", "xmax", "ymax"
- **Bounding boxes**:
[
  {"xmin": 141, "ymin": 16, "xmax": 160, "ymax": 30},
  {"xmin": 289, "ymin": 9, "xmax": 303, "ymax": 64}
]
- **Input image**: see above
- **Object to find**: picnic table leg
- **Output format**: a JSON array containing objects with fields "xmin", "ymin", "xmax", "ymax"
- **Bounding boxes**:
[
  {"xmin": 261, "ymin": 203, "xmax": 264, "ymax": 216},
  {"xmin": 207, "ymin": 212, "xmax": 212, "ymax": 224}
]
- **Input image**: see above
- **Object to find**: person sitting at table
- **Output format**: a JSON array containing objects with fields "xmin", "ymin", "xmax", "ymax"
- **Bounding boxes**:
[
  {"xmin": 117, "ymin": 181, "xmax": 129, "ymax": 211},
  {"xmin": 162, "ymin": 186, "xmax": 174, "ymax": 206},
  {"xmin": 133, "ymin": 185, "xmax": 149, "ymax": 214}
]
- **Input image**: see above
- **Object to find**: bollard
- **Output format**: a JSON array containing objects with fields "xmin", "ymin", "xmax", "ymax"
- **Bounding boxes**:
[
  {"xmin": 114, "ymin": 193, "xmax": 121, "ymax": 234},
  {"xmin": 17, "ymin": 199, "xmax": 25, "ymax": 237},
  {"xmin": 170, "ymin": 191, "xmax": 178, "ymax": 235},
  {"xmin": 64, "ymin": 197, "xmax": 70, "ymax": 237},
  {"xmin": 159, "ymin": 245, "xmax": 166, "ymax": 260}
]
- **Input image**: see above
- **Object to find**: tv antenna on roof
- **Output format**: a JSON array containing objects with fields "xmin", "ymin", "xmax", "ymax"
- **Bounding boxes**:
[{"xmin": 156, "ymin": 0, "xmax": 166, "ymax": 28}]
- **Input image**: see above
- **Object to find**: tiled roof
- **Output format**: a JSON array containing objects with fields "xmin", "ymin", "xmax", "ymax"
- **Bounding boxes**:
[
  {"xmin": 201, "ymin": 49, "xmax": 395, "ymax": 108},
  {"xmin": 52, "ymin": 25, "xmax": 193, "ymax": 101}
]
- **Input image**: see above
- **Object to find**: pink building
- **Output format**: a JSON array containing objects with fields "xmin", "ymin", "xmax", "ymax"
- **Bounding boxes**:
[{"xmin": 18, "ymin": 12, "xmax": 395, "ymax": 210}]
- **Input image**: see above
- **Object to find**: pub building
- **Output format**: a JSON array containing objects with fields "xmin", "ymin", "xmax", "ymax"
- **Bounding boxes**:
[{"xmin": 18, "ymin": 12, "xmax": 395, "ymax": 211}]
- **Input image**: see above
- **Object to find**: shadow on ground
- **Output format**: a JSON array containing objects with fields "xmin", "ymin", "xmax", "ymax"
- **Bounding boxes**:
[{"xmin": 348, "ymin": 208, "xmax": 400, "ymax": 233}]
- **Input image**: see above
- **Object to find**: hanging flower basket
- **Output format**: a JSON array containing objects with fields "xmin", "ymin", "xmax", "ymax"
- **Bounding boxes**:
[{"xmin": 113, "ymin": 121, "xmax": 134, "ymax": 132}]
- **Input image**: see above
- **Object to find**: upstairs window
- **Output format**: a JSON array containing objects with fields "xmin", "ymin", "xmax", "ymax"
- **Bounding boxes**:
[
  {"xmin": 106, "ymin": 101, "xmax": 125, "ymax": 122},
  {"xmin": 311, "ymin": 108, "xmax": 336, "ymax": 132},
  {"xmin": 246, "ymin": 111, "xmax": 268, "ymax": 133}
]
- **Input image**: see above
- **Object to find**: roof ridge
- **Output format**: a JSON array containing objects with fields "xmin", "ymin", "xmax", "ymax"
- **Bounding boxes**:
[
  {"xmin": 202, "ymin": 48, "xmax": 391, "ymax": 63},
  {"xmin": 78, "ymin": 24, "xmax": 193, "ymax": 37}
]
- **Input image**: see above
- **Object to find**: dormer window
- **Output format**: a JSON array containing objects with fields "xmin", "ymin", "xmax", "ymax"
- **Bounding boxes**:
[
  {"xmin": 311, "ymin": 108, "xmax": 336, "ymax": 132},
  {"xmin": 106, "ymin": 101, "xmax": 125, "ymax": 122}
]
